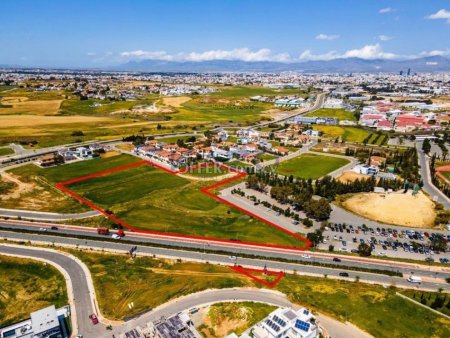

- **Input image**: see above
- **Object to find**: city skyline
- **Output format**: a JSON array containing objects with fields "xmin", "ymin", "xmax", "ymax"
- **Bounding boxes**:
[{"xmin": 1, "ymin": 0, "xmax": 450, "ymax": 68}]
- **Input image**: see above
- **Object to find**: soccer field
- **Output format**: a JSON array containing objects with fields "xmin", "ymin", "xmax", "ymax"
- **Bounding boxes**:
[{"xmin": 274, "ymin": 154, "xmax": 350, "ymax": 179}]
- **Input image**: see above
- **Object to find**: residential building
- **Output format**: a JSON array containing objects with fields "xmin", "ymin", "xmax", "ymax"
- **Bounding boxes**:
[{"xmin": 0, "ymin": 305, "xmax": 71, "ymax": 338}]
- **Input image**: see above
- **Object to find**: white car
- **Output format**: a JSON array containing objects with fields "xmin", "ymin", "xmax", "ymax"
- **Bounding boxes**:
[
  {"xmin": 39, "ymin": 227, "xmax": 47, "ymax": 232},
  {"xmin": 339, "ymin": 247, "xmax": 348, "ymax": 252},
  {"xmin": 111, "ymin": 234, "xmax": 121, "ymax": 239},
  {"xmin": 378, "ymin": 251, "xmax": 386, "ymax": 256},
  {"xmin": 301, "ymin": 254, "xmax": 311, "ymax": 259},
  {"xmin": 228, "ymin": 256, "xmax": 237, "ymax": 261}
]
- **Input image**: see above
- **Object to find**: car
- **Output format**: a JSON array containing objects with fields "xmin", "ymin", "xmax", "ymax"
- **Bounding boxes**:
[
  {"xmin": 382, "ymin": 245, "xmax": 387, "ymax": 250},
  {"xmin": 39, "ymin": 227, "xmax": 47, "ymax": 231},
  {"xmin": 339, "ymin": 272, "xmax": 349, "ymax": 277},
  {"xmin": 439, "ymin": 258, "xmax": 449, "ymax": 264},
  {"xmin": 76, "ymin": 336, "xmax": 83, "ymax": 338},
  {"xmin": 89, "ymin": 314, "xmax": 99, "ymax": 325},
  {"xmin": 425, "ymin": 257, "xmax": 434, "ymax": 262},
  {"xmin": 378, "ymin": 252, "xmax": 386, "ymax": 256},
  {"xmin": 111, "ymin": 234, "xmax": 121, "ymax": 239},
  {"xmin": 228, "ymin": 256, "xmax": 237, "ymax": 260},
  {"xmin": 339, "ymin": 247, "xmax": 348, "ymax": 252},
  {"xmin": 359, "ymin": 239, "xmax": 365, "ymax": 244},
  {"xmin": 50, "ymin": 226, "xmax": 59, "ymax": 230},
  {"xmin": 301, "ymin": 254, "xmax": 311, "ymax": 259},
  {"xmin": 342, "ymin": 241, "xmax": 347, "ymax": 246},
  {"xmin": 333, "ymin": 257, "xmax": 341, "ymax": 262}
]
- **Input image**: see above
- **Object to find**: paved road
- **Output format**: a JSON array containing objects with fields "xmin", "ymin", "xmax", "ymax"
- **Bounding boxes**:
[
  {"xmin": 0, "ymin": 245, "xmax": 105, "ymax": 338},
  {"xmin": 0, "ymin": 208, "xmax": 100, "ymax": 221},
  {"xmin": 416, "ymin": 141, "xmax": 450, "ymax": 209},
  {"xmin": 0, "ymin": 228, "xmax": 448, "ymax": 289},
  {"xmin": 0, "ymin": 244, "xmax": 374, "ymax": 338},
  {"xmin": 248, "ymin": 92, "xmax": 327, "ymax": 129}
]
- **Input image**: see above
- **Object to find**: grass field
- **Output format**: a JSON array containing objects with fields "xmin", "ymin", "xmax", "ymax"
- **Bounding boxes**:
[
  {"xmin": 0, "ymin": 255, "xmax": 67, "ymax": 327},
  {"xmin": 257, "ymin": 153, "xmax": 278, "ymax": 161},
  {"xmin": 182, "ymin": 165, "xmax": 228, "ymax": 178},
  {"xmin": 305, "ymin": 108, "xmax": 357, "ymax": 121},
  {"xmin": 198, "ymin": 302, "xmax": 276, "ymax": 337},
  {"xmin": 2, "ymin": 155, "xmax": 138, "ymax": 213},
  {"xmin": 68, "ymin": 249, "xmax": 449, "ymax": 338},
  {"xmin": 400, "ymin": 290, "xmax": 450, "ymax": 317},
  {"xmin": 313, "ymin": 125, "xmax": 372, "ymax": 143},
  {"xmin": 274, "ymin": 154, "xmax": 350, "ymax": 179},
  {"xmin": 66, "ymin": 161, "xmax": 303, "ymax": 247},
  {"xmin": 0, "ymin": 147, "xmax": 14, "ymax": 156}
]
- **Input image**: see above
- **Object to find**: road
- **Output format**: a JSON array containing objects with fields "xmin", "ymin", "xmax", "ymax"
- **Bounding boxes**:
[
  {"xmin": 247, "ymin": 92, "xmax": 327, "ymax": 129},
  {"xmin": 0, "ymin": 244, "xmax": 374, "ymax": 338},
  {"xmin": 416, "ymin": 141, "xmax": 450, "ymax": 209},
  {"xmin": 0, "ymin": 227, "xmax": 448, "ymax": 289}
]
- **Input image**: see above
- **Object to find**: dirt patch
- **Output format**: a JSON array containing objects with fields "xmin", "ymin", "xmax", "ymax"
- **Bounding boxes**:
[
  {"xmin": 115, "ymin": 143, "xmax": 135, "ymax": 152},
  {"xmin": 337, "ymin": 171, "xmax": 371, "ymax": 183},
  {"xmin": 0, "ymin": 173, "xmax": 35, "ymax": 199},
  {"xmin": 100, "ymin": 151, "xmax": 121, "ymax": 158},
  {"xmin": 341, "ymin": 191, "xmax": 436, "ymax": 227},
  {"xmin": 200, "ymin": 305, "xmax": 250, "ymax": 338},
  {"xmin": 0, "ymin": 97, "xmax": 63, "ymax": 115},
  {"xmin": 162, "ymin": 96, "xmax": 191, "ymax": 107}
]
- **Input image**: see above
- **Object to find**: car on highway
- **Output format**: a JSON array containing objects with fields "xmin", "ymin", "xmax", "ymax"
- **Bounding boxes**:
[
  {"xmin": 407, "ymin": 275, "xmax": 422, "ymax": 284},
  {"xmin": 228, "ymin": 256, "xmax": 237, "ymax": 260},
  {"xmin": 339, "ymin": 272, "xmax": 349, "ymax": 277},
  {"xmin": 39, "ymin": 227, "xmax": 47, "ymax": 232},
  {"xmin": 89, "ymin": 314, "xmax": 99, "ymax": 325},
  {"xmin": 333, "ymin": 257, "xmax": 341, "ymax": 262},
  {"xmin": 111, "ymin": 234, "xmax": 121, "ymax": 239},
  {"xmin": 301, "ymin": 254, "xmax": 311, "ymax": 259},
  {"xmin": 50, "ymin": 226, "xmax": 59, "ymax": 230}
]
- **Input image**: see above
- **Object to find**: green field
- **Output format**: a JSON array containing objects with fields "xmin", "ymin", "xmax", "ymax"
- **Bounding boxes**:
[
  {"xmin": 183, "ymin": 165, "xmax": 228, "ymax": 178},
  {"xmin": 306, "ymin": 108, "xmax": 357, "ymax": 121},
  {"xmin": 313, "ymin": 125, "xmax": 372, "ymax": 143},
  {"xmin": 66, "ymin": 249, "xmax": 449, "ymax": 338},
  {"xmin": 0, "ymin": 147, "xmax": 14, "ymax": 156},
  {"xmin": 274, "ymin": 154, "xmax": 350, "ymax": 179},
  {"xmin": 257, "ymin": 153, "xmax": 278, "ymax": 161},
  {"xmin": 49, "ymin": 156, "xmax": 304, "ymax": 247},
  {"xmin": 399, "ymin": 290, "xmax": 450, "ymax": 317},
  {"xmin": 0, "ymin": 255, "xmax": 67, "ymax": 327}
]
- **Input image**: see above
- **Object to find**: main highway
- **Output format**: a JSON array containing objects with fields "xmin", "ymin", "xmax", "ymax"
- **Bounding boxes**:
[{"xmin": 0, "ymin": 223, "xmax": 449, "ymax": 290}]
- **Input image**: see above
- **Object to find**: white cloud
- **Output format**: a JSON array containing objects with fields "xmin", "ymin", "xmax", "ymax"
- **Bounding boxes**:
[
  {"xmin": 315, "ymin": 33, "xmax": 339, "ymax": 41},
  {"xmin": 379, "ymin": 7, "xmax": 393, "ymax": 14},
  {"xmin": 378, "ymin": 35, "xmax": 393, "ymax": 41},
  {"xmin": 426, "ymin": 9, "xmax": 450, "ymax": 23},
  {"xmin": 418, "ymin": 49, "xmax": 450, "ymax": 57},
  {"xmin": 300, "ymin": 44, "xmax": 397, "ymax": 61},
  {"xmin": 120, "ymin": 48, "xmax": 291, "ymax": 62},
  {"xmin": 87, "ymin": 52, "xmax": 97, "ymax": 56}
]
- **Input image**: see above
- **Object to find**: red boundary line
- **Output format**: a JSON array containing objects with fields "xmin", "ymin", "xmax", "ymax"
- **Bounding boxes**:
[
  {"xmin": 55, "ymin": 159, "xmax": 311, "ymax": 251},
  {"xmin": 229, "ymin": 265, "xmax": 285, "ymax": 288}
]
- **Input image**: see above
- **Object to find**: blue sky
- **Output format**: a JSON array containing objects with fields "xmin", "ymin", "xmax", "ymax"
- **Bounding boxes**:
[{"xmin": 1, "ymin": 0, "xmax": 450, "ymax": 67}]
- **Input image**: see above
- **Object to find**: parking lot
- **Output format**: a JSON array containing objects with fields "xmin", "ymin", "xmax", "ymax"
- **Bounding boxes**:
[{"xmin": 319, "ymin": 224, "xmax": 450, "ymax": 263}]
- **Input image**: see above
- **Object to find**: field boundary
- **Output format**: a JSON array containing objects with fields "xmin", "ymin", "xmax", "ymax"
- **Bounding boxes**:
[
  {"xmin": 55, "ymin": 159, "xmax": 311, "ymax": 251},
  {"xmin": 229, "ymin": 265, "xmax": 285, "ymax": 288}
]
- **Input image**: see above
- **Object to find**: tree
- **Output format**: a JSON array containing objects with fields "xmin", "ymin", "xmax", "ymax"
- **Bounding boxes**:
[
  {"xmin": 303, "ymin": 218, "xmax": 313, "ymax": 227},
  {"xmin": 357, "ymin": 243, "xmax": 372, "ymax": 257},
  {"xmin": 422, "ymin": 139, "xmax": 431, "ymax": 154},
  {"xmin": 305, "ymin": 198, "xmax": 332, "ymax": 221},
  {"xmin": 306, "ymin": 230, "xmax": 323, "ymax": 247}
]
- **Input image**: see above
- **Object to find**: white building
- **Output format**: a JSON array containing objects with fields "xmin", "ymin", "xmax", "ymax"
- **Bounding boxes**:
[{"xmin": 227, "ymin": 307, "xmax": 318, "ymax": 338}]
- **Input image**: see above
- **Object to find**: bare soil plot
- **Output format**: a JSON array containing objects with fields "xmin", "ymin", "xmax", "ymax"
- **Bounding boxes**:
[{"xmin": 341, "ymin": 191, "xmax": 436, "ymax": 227}]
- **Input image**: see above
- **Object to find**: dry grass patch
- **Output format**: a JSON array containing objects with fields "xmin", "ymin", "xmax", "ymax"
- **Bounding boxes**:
[
  {"xmin": 0, "ymin": 96, "xmax": 62, "ymax": 115},
  {"xmin": 337, "ymin": 171, "xmax": 371, "ymax": 183},
  {"xmin": 162, "ymin": 96, "xmax": 191, "ymax": 107},
  {"xmin": 100, "ymin": 151, "xmax": 121, "ymax": 158},
  {"xmin": 0, "ymin": 114, "xmax": 114, "ymax": 127},
  {"xmin": 341, "ymin": 191, "xmax": 436, "ymax": 227}
]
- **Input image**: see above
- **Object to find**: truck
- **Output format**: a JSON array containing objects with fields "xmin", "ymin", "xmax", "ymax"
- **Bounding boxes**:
[
  {"xmin": 407, "ymin": 275, "xmax": 422, "ymax": 284},
  {"xmin": 97, "ymin": 227, "xmax": 110, "ymax": 235}
]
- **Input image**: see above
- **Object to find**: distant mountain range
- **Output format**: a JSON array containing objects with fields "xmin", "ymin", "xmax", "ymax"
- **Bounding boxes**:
[{"xmin": 115, "ymin": 56, "xmax": 450, "ymax": 73}]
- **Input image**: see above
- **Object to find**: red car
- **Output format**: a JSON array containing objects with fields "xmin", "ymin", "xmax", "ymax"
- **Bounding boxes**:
[{"xmin": 89, "ymin": 314, "xmax": 99, "ymax": 325}]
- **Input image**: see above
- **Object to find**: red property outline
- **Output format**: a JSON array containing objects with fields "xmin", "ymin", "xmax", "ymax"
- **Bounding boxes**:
[
  {"xmin": 55, "ymin": 160, "xmax": 311, "ymax": 251},
  {"xmin": 229, "ymin": 265, "xmax": 285, "ymax": 288}
]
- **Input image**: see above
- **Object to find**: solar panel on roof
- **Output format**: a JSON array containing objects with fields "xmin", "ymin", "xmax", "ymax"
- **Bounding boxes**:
[
  {"xmin": 303, "ymin": 309, "xmax": 309, "ymax": 315},
  {"xmin": 295, "ymin": 319, "xmax": 310, "ymax": 332}
]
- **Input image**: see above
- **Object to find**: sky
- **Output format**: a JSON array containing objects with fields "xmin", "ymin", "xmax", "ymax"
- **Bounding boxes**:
[{"xmin": 1, "ymin": 0, "xmax": 450, "ymax": 67}]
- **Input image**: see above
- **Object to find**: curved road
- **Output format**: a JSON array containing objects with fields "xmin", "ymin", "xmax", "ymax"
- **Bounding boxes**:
[{"xmin": 0, "ymin": 244, "xmax": 373, "ymax": 338}]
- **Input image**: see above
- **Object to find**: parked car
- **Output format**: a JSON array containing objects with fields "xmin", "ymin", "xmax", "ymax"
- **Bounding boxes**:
[{"xmin": 89, "ymin": 314, "xmax": 99, "ymax": 325}]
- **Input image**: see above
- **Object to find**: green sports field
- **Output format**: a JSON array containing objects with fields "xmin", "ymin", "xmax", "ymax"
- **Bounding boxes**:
[
  {"xmin": 274, "ymin": 153, "xmax": 350, "ymax": 179},
  {"xmin": 46, "ymin": 156, "xmax": 305, "ymax": 248}
]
